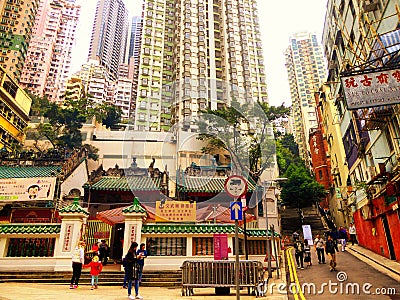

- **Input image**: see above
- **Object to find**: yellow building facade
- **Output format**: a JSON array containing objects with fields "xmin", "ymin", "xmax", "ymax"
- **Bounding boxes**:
[{"xmin": 0, "ymin": 66, "xmax": 32, "ymax": 151}]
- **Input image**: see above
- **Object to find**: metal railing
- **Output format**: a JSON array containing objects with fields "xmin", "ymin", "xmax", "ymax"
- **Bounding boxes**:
[{"xmin": 181, "ymin": 260, "xmax": 265, "ymax": 297}]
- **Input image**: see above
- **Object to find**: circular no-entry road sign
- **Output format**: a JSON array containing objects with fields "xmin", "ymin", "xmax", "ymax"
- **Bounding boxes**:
[{"xmin": 224, "ymin": 175, "xmax": 248, "ymax": 198}]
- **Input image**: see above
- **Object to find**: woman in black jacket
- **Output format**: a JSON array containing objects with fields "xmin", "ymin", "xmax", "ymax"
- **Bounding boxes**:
[{"xmin": 124, "ymin": 242, "xmax": 142, "ymax": 299}]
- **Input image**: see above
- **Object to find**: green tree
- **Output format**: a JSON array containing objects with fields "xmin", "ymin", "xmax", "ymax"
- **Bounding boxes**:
[
  {"xmin": 279, "ymin": 163, "xmax": 326, "ymax": 208},
  {"xmin": 27, "ymin": 93, "xmax": 122, "ymax": 149},
  {"xmin": 197, "ymin": 100, "xmax": 277, "ymax": 181},
  {"xmin": 275, "ymin": 134, "xmax": 302, "ymax": 173}
]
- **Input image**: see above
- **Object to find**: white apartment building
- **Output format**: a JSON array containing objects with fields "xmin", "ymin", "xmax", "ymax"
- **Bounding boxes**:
[
  {"xmin": 133, "ymin": 0, "xmax": 268, "ymax": 132},
  {"xmin": 284, "ymin": 32, "xmax": 326, "ymax": 165}
]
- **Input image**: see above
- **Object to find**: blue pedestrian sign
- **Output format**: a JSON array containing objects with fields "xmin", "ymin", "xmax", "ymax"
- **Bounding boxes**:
[{"xmin": 230, "ymin": 202, "xmax": 243, "ymax": 221}]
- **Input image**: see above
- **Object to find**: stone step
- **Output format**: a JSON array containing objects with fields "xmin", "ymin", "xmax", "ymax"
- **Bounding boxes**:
[{"xmin": 0, "ymin": 271, "xmax": 182, "ymax": 287}]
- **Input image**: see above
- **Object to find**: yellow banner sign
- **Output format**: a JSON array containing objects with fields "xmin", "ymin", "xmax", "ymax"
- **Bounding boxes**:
[{"xmin": 155, "ymin": 201, "xmax": 196, "ymax": 222}]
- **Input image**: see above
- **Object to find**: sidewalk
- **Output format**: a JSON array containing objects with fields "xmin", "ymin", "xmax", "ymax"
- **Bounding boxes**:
[
  {"xmin": 346, "ymin": 244, "xmax": 400, "ymax": 283},
  {"xmin": 0, "ymin": 266, "xmax": 288, "ymax": 300}
]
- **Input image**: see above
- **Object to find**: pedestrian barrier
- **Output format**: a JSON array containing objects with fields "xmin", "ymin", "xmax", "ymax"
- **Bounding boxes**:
[{"xmin": 180, "ymin": 260, "xmax": 266, "ymax": 297}]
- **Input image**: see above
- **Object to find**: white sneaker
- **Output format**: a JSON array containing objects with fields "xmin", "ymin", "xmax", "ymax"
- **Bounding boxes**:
[
  {"xmin": 128, "ymin": 295, "xmax": 135, "ymax": 299},
  {"xmin": 135, "ymin": 295, "xmax": 143, "ymax": 299}
]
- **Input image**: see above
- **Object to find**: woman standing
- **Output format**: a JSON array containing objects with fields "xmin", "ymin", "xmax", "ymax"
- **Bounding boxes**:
[
  {"xmin": 70, "ymin": 241, "xmax": 85, "ymax": 289},
  {"xmin": 124, "ymin": 242, "xmax": 143, "ymax": 299}
]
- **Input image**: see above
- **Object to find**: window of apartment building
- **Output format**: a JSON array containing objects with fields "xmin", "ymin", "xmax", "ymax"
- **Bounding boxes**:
[
  {"xmin": 140, "ymin": 90, "xmax": 147, "ymax": 97},
  {"xmin": 146, "ymin": 237, "xmax": 186, "ymax": 256},
  {"xmin": 192, "ymin": 237, "xmax": 213, "ymax": 255}
]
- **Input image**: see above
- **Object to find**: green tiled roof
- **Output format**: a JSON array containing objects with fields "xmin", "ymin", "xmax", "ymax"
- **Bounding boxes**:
[
  {"xmin": 177, "ymin": 177, "xmax": 256, "ymax": 193},
  {"xmin": 122, "ymin": 197, "xmax": 147, "ymax": 214},
  {"xmin": 0, "ymin": 224, "xmax": 61, "ymax": 234},
  {"xmin": 59, "ymin": 198, "xmax": 89, "ymax": 215},
  {"xmin": 0, "ymin": 166, "xmax": 61, "ymax": 178},
  {"xmin": 86, "ymin": 176, "xmax": 162, "ymax": 191},
  {"xmin": 141, "ymin": 224, "xmax": 276, "ymax": 236}
]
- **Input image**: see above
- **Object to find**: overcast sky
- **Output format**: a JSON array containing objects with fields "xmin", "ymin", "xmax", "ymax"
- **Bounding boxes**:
[{"xmin": 71, "ymin": 0, "xmax": 328, "ymax": 107}]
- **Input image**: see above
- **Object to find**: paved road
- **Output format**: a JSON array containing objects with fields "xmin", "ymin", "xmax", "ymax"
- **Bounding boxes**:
[{"xmin": 291, "ymin": 247, "xmax": 400, "ymax": 299}]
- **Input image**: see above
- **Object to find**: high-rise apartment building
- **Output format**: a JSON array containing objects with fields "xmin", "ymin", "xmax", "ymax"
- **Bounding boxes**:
[
  {"xmin": 0, "ymin": 0, "xmax": 39, "ymax": 81},
  {"xmin": 88, "ymin": 0, "xmax": 129, "ymax": 81},
  {"xmin": 127, "ymin": 16, "xmax": 143, "ymax": 66},
  {"xmin": 126, "ymin": 16, "xmax": 143, "ymax": 121},
  {"xmin": 73, "ymin": 59, "xmax": 112, "ymax": 105},
  {"xmin": 284, "ymin": 32, "xmax": 326, "ymax": 165},
  {"xmin": 19, "ymin": 0, "xmax": 80, "ymax": 103},
  {"xmin": 133, "ymin": 0, "xmax": 268, "ymax": 132}
]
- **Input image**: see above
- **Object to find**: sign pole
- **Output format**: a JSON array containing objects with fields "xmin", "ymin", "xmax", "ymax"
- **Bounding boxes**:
[
  {"xmin": 225, "ymin": 175, "xmax": 247, "ymax": 300},
  {"xmin": 235, "ymin": 202, "xmax": 240, "ymax": 300}
]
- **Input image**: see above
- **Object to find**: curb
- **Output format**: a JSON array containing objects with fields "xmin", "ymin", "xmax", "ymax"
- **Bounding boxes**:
[{"xmin": 346, "ymin": 246, "xmax": 400, "ymax": 281}]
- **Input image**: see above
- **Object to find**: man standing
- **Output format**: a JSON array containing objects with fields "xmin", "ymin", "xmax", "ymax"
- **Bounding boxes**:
[
  {"xmin": 294, "ymin": 238, "xmax": 305, "ymax": 269},
  {"xmin": 314, "ymin": 234, "xmax": 326, "ymax": 264},
  {"xmin": 99, "ymin": 239, "xmax": 110, "ymax": 265},
  {"xmin": 349, "ymin": 223, "xmax": 358, "ymax": 245},
  {"xmin": 325, "ymin": 235, "xmax": 339, "ymax": 271}
]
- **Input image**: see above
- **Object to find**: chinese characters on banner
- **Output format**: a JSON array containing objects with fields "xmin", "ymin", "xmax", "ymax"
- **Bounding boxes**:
[
  {"xmin": 155, "ymin": 201, "xmax": 196, "ymax": 222},
  {"xmin": 62, "ymin": 224, "xmax": 74, "ymax": 252},
  {"xmin": 341, "ymin": 68, "xmax": 400, "ymax": 110},
  {"xmin": 129, "ymin": 224, "xmax": 137, "ymax": 244}
]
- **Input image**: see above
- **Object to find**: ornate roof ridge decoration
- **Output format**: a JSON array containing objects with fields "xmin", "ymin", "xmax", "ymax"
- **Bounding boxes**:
[
  {"xmin": 59, "ymin": 197, "xmax": 89, "ymax": 215},
  {"xmin": 142, "ymin": 223, "xmax": 278, "ymax": 237},
  {"xmin": 0, "ymin": 223, "xmax": 61, "ymax": 234},
  {"xmin": 122, "ymin": 197, "xmax": 147, "ymax": 214}
]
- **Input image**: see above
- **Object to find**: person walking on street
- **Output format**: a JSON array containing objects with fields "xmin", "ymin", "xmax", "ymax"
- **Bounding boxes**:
[
  {"xmin": 124, "ymin": 242, "xmax": 143, "ymax": 299},
  {"xmin": 304, "ymin": 240, "xmax": 312, "ymax": 267},
  {"xmin": 325, "ymin": 235, "xmax": 339, "ymax": 271},
  {"xmin": 338, "ymin": 226, "xmax": 348, "ymax": 251},
  {"xmin": 83, "ymin": 255, "xmax": 103, "ymax": 290},
  {"xmin": 294, "ymin": 238, "xmax": 305, "ymax": 269},
  {"xmin": 70, "ymin": 241, "xmax": 85, "ymax": 289},
  {"xmin": 314, "ymin": 234, "xmax": 326, "ymax": 264},
  {"xmin": 136, "ymin": 243, "xmax": 147, "ymax": 283},
  {"xmin": 349, "ymin": 223, "xmax": 358, "ymax": 245}
]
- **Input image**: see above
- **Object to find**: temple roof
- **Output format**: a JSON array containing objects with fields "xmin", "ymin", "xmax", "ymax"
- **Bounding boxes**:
[
  {"xmin": 84, "ymin": 176, "xmax": 162, "ymax": 191},
  {"xmin": 0, "ymin": 166, "xmax": 61, "ymax": 178}
]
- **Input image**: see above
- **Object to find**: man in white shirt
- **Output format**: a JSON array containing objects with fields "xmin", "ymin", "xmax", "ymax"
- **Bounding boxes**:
[
  {"xmin": 314, "ymin": 234, "xmax": 326, "ymax": 264},
  {"xmin": 349, "ymin": 223, "xmax": 358, "ymax": 245}
]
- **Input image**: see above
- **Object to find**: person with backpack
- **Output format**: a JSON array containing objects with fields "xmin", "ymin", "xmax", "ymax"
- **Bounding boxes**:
[
  {"xmin": 325, "ymin": 235, "xmax": 339, "ymax": 271},
  {"xmin": 294, "ymin": 238, "xmax": 305, "ymax": 269},
  {"xmin": 83, "ymin": 255, "xmax": 103, "ymax": 290}
]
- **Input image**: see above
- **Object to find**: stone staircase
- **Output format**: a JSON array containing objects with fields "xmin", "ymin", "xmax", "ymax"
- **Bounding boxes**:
[
  {"xmin": 0, "ymin": 270, "xmax": 182, "ymax": 287},
  {"xmin": 281, "ymin": 205, "xmax": 326, "ymax": 243}
]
